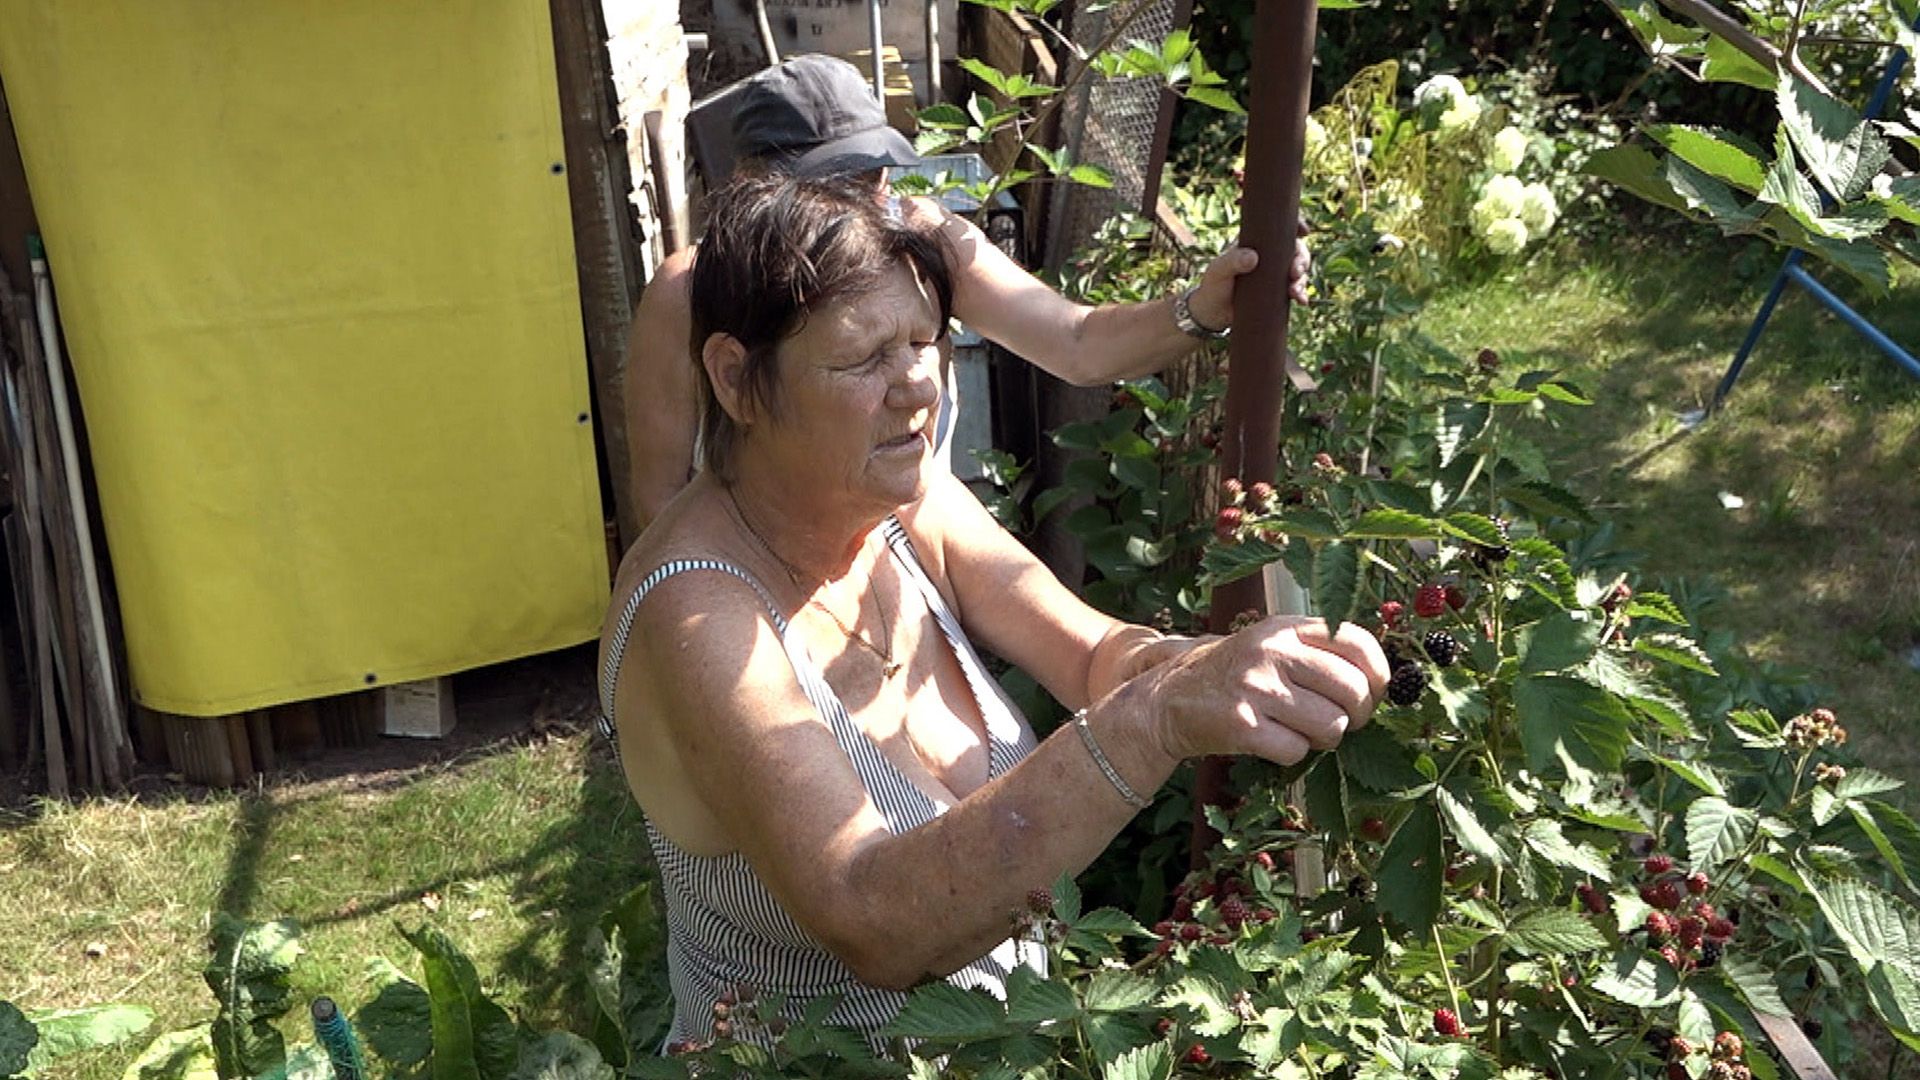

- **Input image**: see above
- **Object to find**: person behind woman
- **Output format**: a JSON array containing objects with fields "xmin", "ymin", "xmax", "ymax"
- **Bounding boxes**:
[{"xmin": 598, "ymin": 173, "xmax": 1388, "ymax": 1047}]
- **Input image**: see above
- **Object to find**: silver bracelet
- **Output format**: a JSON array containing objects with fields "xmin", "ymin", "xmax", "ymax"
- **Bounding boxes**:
[{"xmin": 1074, "ymin": 709, "xmax": 1151, "ymax": 810}]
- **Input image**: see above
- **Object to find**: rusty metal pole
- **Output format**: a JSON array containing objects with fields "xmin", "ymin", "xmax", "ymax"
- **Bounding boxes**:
[{"xmin": 1191, "ymin": 0, "xmax": 1317, "ymax": 867}]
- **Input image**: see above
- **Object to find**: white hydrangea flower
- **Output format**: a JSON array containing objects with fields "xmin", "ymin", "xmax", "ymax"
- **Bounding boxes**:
[
  {"xmin": 1438, "ymin": 94, "xmax": 1483, "ymax": 133},
  {"xmin": 1490, "ymin": 127, "xmax": 1529, "ymax": 173},
  {"xmin": 1475, "ymin": 174, "xmax": 1527, "ymax": 220},
  {"xmin": 1305, "ymin": 115, "xmax": 1328, "ymax": 159},
  {"xmin": 1413, "ymin": 74, "xmax": 1467, "ymax": 110},
  {"xmin": 1519, "ymin": 182, "xmax": 1559, "ymax": 235},
  {"xmin": 1482, "ymin": 216, "xmax": 1530, "ymax": 255}
]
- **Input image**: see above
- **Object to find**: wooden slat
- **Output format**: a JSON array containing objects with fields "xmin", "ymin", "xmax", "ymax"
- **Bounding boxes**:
[
  {"xmin": 1752, "ymin": 1011, "xmax": 1838, "ymax": 1080},
  {"xmin": 550, "ymin": 0, "xmax": 643, "ymax": 552}
]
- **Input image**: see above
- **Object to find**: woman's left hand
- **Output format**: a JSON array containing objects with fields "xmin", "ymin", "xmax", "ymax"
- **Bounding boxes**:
[{"xmin": 1186, "ymin": 219, "xmax": 1313, "ymax": 331}]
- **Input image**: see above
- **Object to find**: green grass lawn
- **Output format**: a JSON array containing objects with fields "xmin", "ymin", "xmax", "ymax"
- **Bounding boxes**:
[
  {"xmin": 0, "ymin": 727, "xmax": 652, "ymax": 1080},
  {"xmin": 4, "ymin": 227, "xmax": 1918, "ymax": 1079},
  {"xmin": 1418, "ymin": 228, "xmax": 1920, "ymax": 804}
]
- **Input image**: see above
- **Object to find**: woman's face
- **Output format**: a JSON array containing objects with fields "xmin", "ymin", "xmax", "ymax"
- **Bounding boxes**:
[{"xmin": 758, "ymin": 259, "xmax": 946, "ymax": 513}]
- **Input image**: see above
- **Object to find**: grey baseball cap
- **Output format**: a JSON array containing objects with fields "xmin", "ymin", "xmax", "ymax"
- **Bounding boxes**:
[{"xmin": 730, "ymin": 55, "xmax": 922, "ymax": 177}]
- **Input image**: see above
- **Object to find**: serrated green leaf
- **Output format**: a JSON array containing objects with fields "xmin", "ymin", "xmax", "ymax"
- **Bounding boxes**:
[
  {"xmin": 1685, "ymin": 797, "xmax": 1758, "ymax": 870},
  {"xmin": 1664, "ymin": 156, "xmax": 1761, "ymax": 225},
  {"xmin": 1632, "ymin": 633, "xmax": 1718, "ymax": 674},
  {"xmin": 1517, "ymin": 819, "xmax": 1614, "ymax": 879},
  {"xmin": 1346, "ymin": 508, "xmax": 1441, "ymax": 539},
  {"xmin": 1378, "ymin": 805, "xmax": 1444, "ymax": 934},
  {"xmin": 1052, "ymin": 873, "xmax": 1082, "ymax": 924},
  {"xmin": 1518, "ymin": 612, "xmax": 1602, "ymax": 674},
  {"xmin": 1102, "ymin": 1041, "xmax": 1172, "ymax": 1080},
  {"xmin": 1646, "ymin": 125, "xmax": 1768, "ymax": 191},
  {"xmin": 1515, "ymin": 676, "xmax": 1633, "ymax": 774},
  {"xmin": 1623, "ymin": 592, "xmax": 1687, "ymax": 625},
  {"xmin": 1506, "ymin": 908, "xmax": 1608, "ymax": 957},
  {"xmin": 1586, "ymin": 145, "xmax": 1693, "ymax": 214},
  {"xmin": 1849, "ymin": 802, "xmax": 1913, "ymax": 888},
  {"xmin": 883, "ymin": 983, "xmax": 1008, "ymax": 1040},
  {"xmin": 1083, "ymin": 971, "xmax": 1159, "ymax": 1013},
  {"xmin": 1436, "ymin": 402, "xmax": 1489, "ymax": 468},
  {"xmin": 1075, "ymin": 908, "xmax": 1149, "ymax": 938},
  {"xmin": 1501, "ymin": 480, "xmax": 1594, "ymax": 525},
  {"xmin": 1536, "ymin": 381, "xmax": 1593, "ymax": 406},
  {"xmin": 1311, "ymin": 541, "xmax": 1360, "ymax": 627},
  {"xmin": 1676, "ymin": 990, "xmax": 1714, "ymax": 1044},
  {"xmin": 505, "ymin": 1033, "xmax": 614, "ymax": 1080},
  {"xmin": 1004, "ymin": 968, "xmax": 1077, "ymax": 1025},
  {"xmin": 1812, "ymin": 785, "xmax": 1843, "ymax": 827},
  {"xmin": 1701, "ymin": 34, "xmax": 1777, "ymax": 89},
  {"xmin": 1779, "ymin": 77, "xmax": 1893, "ymax": 201},
  {"xmin": 1199, "ymin": 538, "xmax": 1284, "ymax": 587},
  {"xmin": 1436, "ymin": 786, "xmax": 1507, "ymax": 867},
  {"xmin": 1591, "ymin": 948, "xmax": 1682, "ymax": 1007},
  {"xmin": 1835, "ymin": 769, "xmax": 1906, "ymax": 800},
  {"xmin": 1649, "ymin": 754, "xmax": 1725, "ymax": 797},
  {"xmin": 1159, "ymin": 978, "xmax": 1239, "ymax": 1036},
  {"xmin": 1338, "ymin": 725, "xmax": 1431, "ymax": 795},
  {"xmin": 1306, "ymin": 753, "xmax": 1350, "ymax": 846},
  {"xmin": 1441, "ymin": 512, "xmax": 1505, "ymax": 547},
  {"xmin": 1806, "ymin": 875, "xmax": 1920, "ymax": 986}
]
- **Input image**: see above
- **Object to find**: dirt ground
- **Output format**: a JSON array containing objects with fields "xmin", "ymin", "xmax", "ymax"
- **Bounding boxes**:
[{"xmin": 0, "ymin": 644, "xmax": 602, "ymax": 810}]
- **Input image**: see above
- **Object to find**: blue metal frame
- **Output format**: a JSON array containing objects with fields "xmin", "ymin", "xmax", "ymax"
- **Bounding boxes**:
[{"xmin": 1710, "ymin": 19, "xmax": 1920, "ymax": 413}]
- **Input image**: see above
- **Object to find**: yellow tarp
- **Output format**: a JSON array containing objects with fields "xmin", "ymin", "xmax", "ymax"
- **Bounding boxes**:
[{"xmin": 0, "ymin": 2, "xmax": 609, "ymax": 715}]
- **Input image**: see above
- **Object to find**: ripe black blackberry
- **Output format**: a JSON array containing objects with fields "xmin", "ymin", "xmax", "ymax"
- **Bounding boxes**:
[
  {"xmin": 1423, "ymin": 631, "xmax": 1459, "ymax": 667},
  {"xmin": 1386, "ymin": 663, "xmax": 1428, "ymax": 706},
  {"xmin": 1699, "ymin": 940, "xmax": 1722, "ymax": 968}
]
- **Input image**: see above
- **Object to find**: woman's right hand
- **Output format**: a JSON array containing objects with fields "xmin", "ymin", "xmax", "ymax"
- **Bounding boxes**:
[{"xmin": 1136, "ymin": 616, "xmax": 1391, "ymax": 766}]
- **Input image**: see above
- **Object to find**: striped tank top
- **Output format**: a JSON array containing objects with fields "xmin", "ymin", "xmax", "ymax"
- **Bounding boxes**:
[{"xmin": 597, "ymin": 517, "xmax": 1045, "ymax": 1046}]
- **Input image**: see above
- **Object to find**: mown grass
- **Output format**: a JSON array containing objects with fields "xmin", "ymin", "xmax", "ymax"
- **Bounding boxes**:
[
  {"xmin": 1416, "ymin": 227, "xmax": 1920, "ymax": 804},
  {"xmin": 0, "ymin": 731, "xmax": 651, "ymax": 1080}
]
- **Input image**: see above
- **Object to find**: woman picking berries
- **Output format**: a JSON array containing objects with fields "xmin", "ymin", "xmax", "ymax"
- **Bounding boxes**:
[{"xmin": 598, "ymin": 174, "xmax": 1389, "ymax": 1048}]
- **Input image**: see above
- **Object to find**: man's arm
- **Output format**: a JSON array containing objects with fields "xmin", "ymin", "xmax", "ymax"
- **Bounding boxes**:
[
  {"xmin": 906, "ymin": 196, "xmax": 1305, "ymax": 387},
  {"xmin": 623, "ymin": 248, "xmax": 701, "ymax": 533}
]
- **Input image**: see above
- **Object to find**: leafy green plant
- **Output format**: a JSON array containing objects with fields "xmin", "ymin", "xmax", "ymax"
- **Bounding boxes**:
[
  {"xmin": 1588, "ymin": 0, "xmax": 1919, "ymax": 290},
  {"xmin": 0, "ymin": 1000, "xmax": 155, "ymax": 1079}
]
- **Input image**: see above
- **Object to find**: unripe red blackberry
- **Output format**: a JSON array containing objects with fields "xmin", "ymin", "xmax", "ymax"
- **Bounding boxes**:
[
  {"xmin": 1660, "ymin": 944, "xmax": 1683, "ymax": 968},
  {"xmin": 1179, "ymin": 923, "xmax": 1203, "ymax": 942},
  {"xmin": 1423, "ymin": 630, "xmax": 1459, "ymax": 667},
  {"xmin": 1155, "ymin": 1017, "xmax": 1173, "ymax": 1036},
  {"xmin": 1667, "ymin": 1062, "xmax": 1690, "ymax": 1080},
  {"xmin": 1645, "ymin": 911, "xmax": 1674, "ymax": 939},
  {"xmin": 1248, "ymin": 481, "xmax": 1276, "ymax": 509},
  {"xmin": 712, "ymin": 1018, "xmax": 733, "ymax": 1040},
  {"xmin": 1253, "ymin": 851, "xmax": 1276, "ymax": 872},
  {"xmin": 1686, "ymin": 871, "xmax": 1710, "ymax": 896},
  {"xmin": 1706, "ymin": 916, "xmax": 1735, "ymax": 940},
  {"xmin": 1669, "ymin": 1035, "xmax": 1694, "ymax": 1058},
  {"xmin": 1379, "ymin": 600, "xmax": 1405, "ymax": 629},
  {"xmin": 1219, "ymin": 896, "xmax": 1249, "ymax": 929},
  {"xmin": 1360, "ymin": 817, "xmax": 1388, "ymax": 841},
  {"xmin": 1444, "ymin": 584, "xmax": 1468, "ymax": 611},
  {"xmin": 1433, "ymin": 1008, "xmax": 1464, "ymax": 1037},
  {"xmin": 1153, "ymin": 920, "xmax": 1174, "ymax": 936},
  {"xmin": 1644, "ymin": 853, "xmax": 1675, "ymax": 875},
  {"xmin": 712, "ymin": 1001, "xmax": 731, "ymax": 1020},
  {"xmin": 1184, "ymin": 1044, "xmax": 1211, "ymax": 1066},
  {"xmin": 1677, "ymin": 916, "xmax": 1705, "ymax": 948},
  {"xmin": 1215, "ymin": 506, "xmax": 1244, "ymax": 542},
  {"xmin": 1578, "ymin": 881, "xmax": 1609, "ymax": 914},
  {"xmin": 1713, "ymin": 1032, "xmax": 1743, "ymax": 1060},
  {"xmin": 1386, "ymin": 663, "xmax": 1428, "ymax": 706},
  {"xmin": 1476, "ymin": 348, "xmax": 1500, "ymax": 372},
  {"xmin": 1312, "ymin": 451, "xmax": 1336, "ymax": 471},
  {"xmin": 1172, "ymin": 897, "xmax": 1193, "ymax": 920},
  {"xmin": 1414, "ymin": 583, "xmax": 1448, "ymax": 618},
  {"xmin": 1221, "ymin": 477, "xmax": 1245, "ymax": 503},
  {"xmin": 1027, "ymin": 888, "xmax": 1054, "ymax": 914},
  {"xmin": 1646, "ymin": 879, "xmax": 1685, "ymax": 910}
]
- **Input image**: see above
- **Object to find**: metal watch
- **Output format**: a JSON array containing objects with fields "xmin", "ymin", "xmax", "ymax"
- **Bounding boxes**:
[{"xmin": 1173, "ymin": 285, "xmax": 1230, "ymax": 340}]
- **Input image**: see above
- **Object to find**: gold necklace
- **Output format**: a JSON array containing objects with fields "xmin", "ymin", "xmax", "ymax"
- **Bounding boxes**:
[{"xmin": 728, "ymin": 490, "xmax": 901, "ymax": 679}]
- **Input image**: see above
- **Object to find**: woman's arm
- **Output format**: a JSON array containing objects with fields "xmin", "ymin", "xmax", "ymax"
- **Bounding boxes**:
[
  {"xmin": 906, "ymin": 197, "xmax": 1305, "ymax": 387},
  {"xmin": 623, "ymin": 249, "xmax": 701, "ymax": 532},
  {"xmin": 630, "ymin": 491, "xmax": 1386, "ymax": 991}
]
